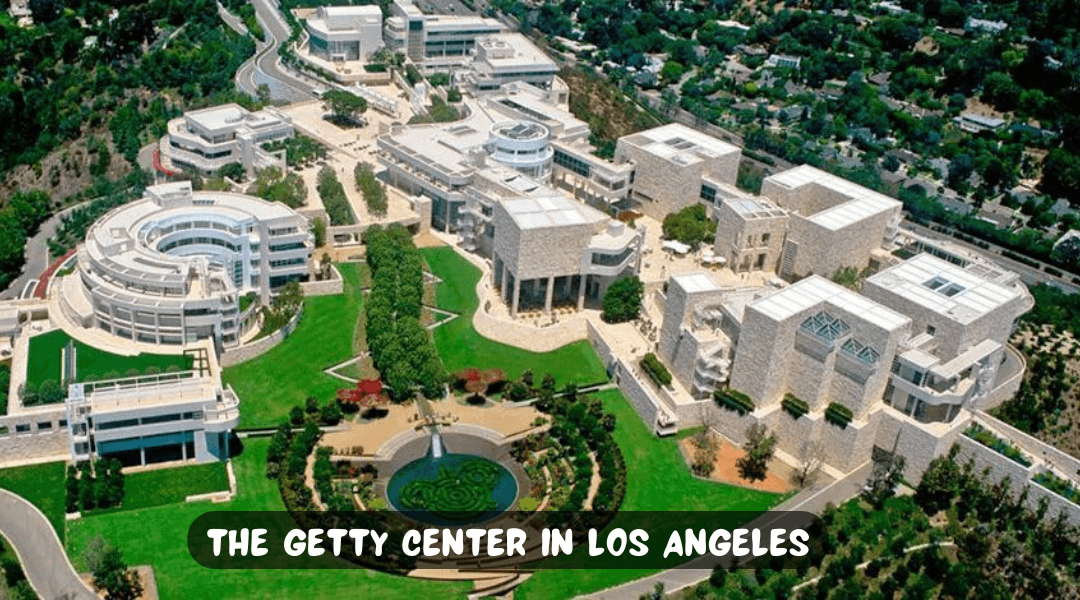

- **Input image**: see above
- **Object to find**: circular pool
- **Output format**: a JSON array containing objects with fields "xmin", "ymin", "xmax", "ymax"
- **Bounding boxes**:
[{"xmin": 386, "ymin": 453, "xmax": 518, "ymax": 525}]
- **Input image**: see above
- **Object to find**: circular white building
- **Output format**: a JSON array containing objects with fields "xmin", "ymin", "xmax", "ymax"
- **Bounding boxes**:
[
  {"xmin": 487, "ymin": 121, "xmax": 553, "ymax": 180},
  {"xmin": 59, "ymin": 181, "xmax": 313, "ymax": 348}
]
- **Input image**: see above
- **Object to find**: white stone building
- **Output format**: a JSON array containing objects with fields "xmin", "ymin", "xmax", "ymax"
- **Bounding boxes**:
[
  {"xmin": 58, "ymin": 182, "xmax": 313, "ymax": 348},
  {"xmin": 491, "ymin": 196, "xmax": 644, "ymax": 316},
  {"xmin": 384, "ymin": 0, "xmax": 503, "ymax": 61},
  {"xmin": 613, "ymin": 123, "xmax": 741, "ymax": 220},
  {"xmin": 464, "ymin": 33, "xmax": 559, "ymax": 91},
  {"xmin": 163, "ymin": 104, "xmax": 293, "ymax": 178},
  {"xmin": 66, "ymin": 368, "xmax": 239, "ymax": 466},
  {"xmin": 656, "ymin": 251, "xmax": 1032, "ymax": 475},
  {"xmin": 306, "ymin": 5, "xmax": 384, "ymax": 61}
]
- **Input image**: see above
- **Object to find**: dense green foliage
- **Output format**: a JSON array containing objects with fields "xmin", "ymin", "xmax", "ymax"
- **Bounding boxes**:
[
  {"xmin": 365, "ymin": 225, "xmax": 445, "ymax": 400},
  {"xmin": 601, "ymin": 275, "xmax": 644, "ymax": 323},
  {"xmin": 316, "ymin": 166, "xmax": 356, "ymax": 225},
  {"xmin": 354, "ymin": 162, "xmax": 387, "ymax": 217},
  {"xmin": 0, "ymin": 190, "xmax": 51, "ymax": 288},
  {"xmin": 992, "ymin": 349, "xmax": 1071, "ymax": 434},
  {"xmin": 66, "ymin": 460, "xmax": 124, "ymax": 513},
  {"xmin": 0, "ymin": 364, "xmax": 9, "ymax": 416},
  {"xmin": 247, "ymin": 167, "xmax": 307, "ymax": 209},
  {"xmin": 0, "ymin": 0, "xmax": 255, "ymax": 173},
  {"xmin": 262, "ymin": 135, "xmax": 327, "ymax": 168},
  {"xmin": 640, "ymin": 352, "xmax": 672, "ymax": 387},
  {"xmin": 661, "ymin": 203, "xmax": 715, "ymax": 246},
  {"xmin": 735, "ymin": 423, "xmax": 776, "ymax": 483},
  {"xmin": 398, "ymin": 460, "xmax": 501, "ymax": 519}
]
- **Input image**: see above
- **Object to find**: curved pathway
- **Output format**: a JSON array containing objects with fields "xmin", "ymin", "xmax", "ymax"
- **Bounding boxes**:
[{"xmin": 0, "ymin": 489, "xmax": 98, "ymax": 600}]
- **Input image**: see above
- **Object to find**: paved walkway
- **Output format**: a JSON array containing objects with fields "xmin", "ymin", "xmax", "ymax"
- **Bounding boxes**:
[
  {"xmin": 573, "ymin": 460, "xmax": 874, "ymax": 600},
  {"xmin": 0, "ymin": 201, "xmax": 88, "ymax": 301},
  {"xmin": 0, "ymin": 489, "xmax": 98, "ymax": 600}
]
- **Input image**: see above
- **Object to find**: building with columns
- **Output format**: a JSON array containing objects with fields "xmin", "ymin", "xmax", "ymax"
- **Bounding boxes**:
[
  {"xmin": 57, "ymin": 181, "xmax": 313, "ymax": 348},
  {"xmin": 491, "ymin": 196, "xmax": 644, "ymax": 316},
  {"xmin": 162, "ymin": 104, "xmax": 293, "ymax": 178}
]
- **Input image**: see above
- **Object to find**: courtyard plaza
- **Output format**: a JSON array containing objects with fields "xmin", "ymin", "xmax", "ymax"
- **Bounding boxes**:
[{"xmin": 321, "ymin": 398, "xmax": 543, "ymax": 459}]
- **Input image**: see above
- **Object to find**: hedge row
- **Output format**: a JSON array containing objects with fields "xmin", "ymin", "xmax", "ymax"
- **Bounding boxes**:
[
  {"xmin": 825, "ymin": 402, "xmax": 854, "ymax": 429},
  {"xmin": 641, "ymin": 353, "xmax": 672, "ymax": 387},
  {"xmin": 782, "ymin": 393, "xmax": 809, "ymax": 419},
  {"xmin": 354, "ymin": 162, "xmax": 388, "ymax": 217},
  {"xmin": 316, "ymin": 166, "xmax": 356, "ymax": 225},
  {"xmin": 715, "ymin": 387, "xmax": 755, "ymax": 415}
]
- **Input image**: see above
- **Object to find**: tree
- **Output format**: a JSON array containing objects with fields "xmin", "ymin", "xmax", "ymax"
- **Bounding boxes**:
[
  {"xmin": 311, "ymin": 218, "xmax": 326, "ymax": 248},
  {"xmin": 1052, "ymin": 234, "xmax": 1080, "ymax": 270},
  {"xmin": 29, "ymin": 0, "xmax": 61, "ymax": 23},
  {"xmin": 736, "ymin": 423, "xmax": 776, "ymax": 482},
  {"xmin": 882, "ymin": 154, "xmax": 901, "ymax": 173},
  {"xmin": 90, "ymin": 543, "xmax": 144, "ymax": 600},
  {"xmin": 863, "ymin": 453, "xmax": 906, "ymax": 508},
  {"xmin": 792, "ymin": 441, "xmax": 824, "ymax": 488},
  {"xmin": 319, "ymin": 399, "xmax": 342, "ymax": 425},
  {"xmin": 601, "ymin": 276, "xmax": 644, "ymax": 323},
  {"xmin": 662, "ymin": 203, "xmax": 716, "ymax": 246},
  {"xmin": 322, "ymin": 90, "xmax": 368, "ymax": 127}
]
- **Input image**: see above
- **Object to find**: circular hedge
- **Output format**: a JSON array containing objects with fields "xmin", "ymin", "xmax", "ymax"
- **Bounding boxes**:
[{"xmin": 399, "ymin": 459, "xmax": 500, "ymax": 520}]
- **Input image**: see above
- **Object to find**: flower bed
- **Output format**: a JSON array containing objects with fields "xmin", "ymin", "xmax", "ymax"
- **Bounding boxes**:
[
  {"xmin": 963, "ymin": 423, "xmax": 1032, "ymax": 467},
  {"xmin": 825, "ymin": 402, "xmax": 853, "ymax": 428}
]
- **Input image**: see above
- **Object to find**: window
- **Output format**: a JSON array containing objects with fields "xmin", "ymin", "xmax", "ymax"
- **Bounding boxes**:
[
  {"xmin": 891, "ymin": 357, "xmax": 901, "ymax": 374},
  {"xmin": 904, "ymin": 394, "xmax": 917, "ymax": 415},
  {"xmin": 911, "ymin": 371, "xmax": 924, "ymax": 386},
  {"xmin": 761, "ymin": 233, "xmax": 770, "ymax": 244},
  {"xmin": 700, "ymin": 184, "xmax": 716, "ymax": 202},
  {"xmin": 926, "ymin": 325, "xmax": 936, "ymax": 336},
  {"xmin": 799, "ymin": 311, "xmax": 851, "ymax": 343},
  {"xmin": 755, "ymin": 253, "xmax": 766, "ymax": 269}
]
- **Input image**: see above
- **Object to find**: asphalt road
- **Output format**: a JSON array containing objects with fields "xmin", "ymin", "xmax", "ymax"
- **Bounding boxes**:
[
  {"xmin": 0, "ymin": 202, "xmax": 86, "ymax": 301},
  {"xmin": 0, "ymin": 489, "xmax": 99, "ymax": 600},
  {"xmin": 248, "ymin": 0, "xmax": 318, "ymax": 102}
]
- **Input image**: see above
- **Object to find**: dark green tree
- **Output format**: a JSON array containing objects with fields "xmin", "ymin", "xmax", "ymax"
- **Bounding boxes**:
[{"xmin": 601, "ymin": 276, "xmax": 644, "ymax": 323}]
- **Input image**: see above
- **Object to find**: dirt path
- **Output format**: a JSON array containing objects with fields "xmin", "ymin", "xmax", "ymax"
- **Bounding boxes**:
[{"xmin": 679, "ymin": 437, "xmax": 792, "ymax": 494}]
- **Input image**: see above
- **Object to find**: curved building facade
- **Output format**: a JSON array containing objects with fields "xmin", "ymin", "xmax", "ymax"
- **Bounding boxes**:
[
  {"xmin": 487, "ymin": 121, "xmax": 553, "ymax": 180},
  {"xmin": 62, "ymin": 181, "xmax": 313, "ymax": 348}
]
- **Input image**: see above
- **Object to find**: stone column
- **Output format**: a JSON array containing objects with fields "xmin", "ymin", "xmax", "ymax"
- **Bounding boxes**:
[
  {"xmin": 544, "ymin": 275, "xmax": 555, "ymax": 314},
  {"xmin": 502, "ymin": 262, "xmax": 511, "ymax": 302},
  {"xmin": 511, "ymin": 277, "xmax": 521, "ymax": 318},
  {"xmin": 140, "ymin": 447, "xmax": 146, "ymax": 466},
  {"xmin": 577, "ymin": 275, "xmax": 587, "ymax": 310}
]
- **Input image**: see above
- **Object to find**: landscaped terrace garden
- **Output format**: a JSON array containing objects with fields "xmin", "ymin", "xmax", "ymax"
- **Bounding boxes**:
[
  {"xmin": 963, "ymin": 423, "xmax": 1033, "ymax": 467},
  {"xmin": 26, "ymin": 329, "xmax": 195, "ymax": 391}
]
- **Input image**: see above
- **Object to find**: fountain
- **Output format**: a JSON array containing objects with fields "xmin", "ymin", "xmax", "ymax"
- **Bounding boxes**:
[{"xmin": 431, "ymin": 430, "xmax": 444, "ymax": 459}]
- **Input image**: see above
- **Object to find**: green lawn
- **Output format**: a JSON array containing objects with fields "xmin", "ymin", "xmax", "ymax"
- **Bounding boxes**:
[
  {"xmin": 421, "ymin": 246, "xmax": 608, "ymax": 387},
  {"xmin": 89, "ymin": 462, "xmax": 229, "ymax": 514},
  {"xmin": 516, "ymin": 389, "xmax": 786, "ymax": 599},
  {"xmin": 223, "ymin": 263, "xmax": 363, "ymax": 429},
  {"xmin": 66, "ymin": 437, "xmax": 469, "ymax": 600},
  {"xmin": 0, "ymin": 461, "xmax": 67, "ymax": 543},
  {"xmin": 26, "ymin": 329, "xmax": 194, "ymax": 389}
]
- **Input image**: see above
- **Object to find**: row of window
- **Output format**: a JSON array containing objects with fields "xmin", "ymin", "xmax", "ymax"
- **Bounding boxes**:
[{"xmin": 95, "ymin": 411, "xmax": 205, "ymax": 431}]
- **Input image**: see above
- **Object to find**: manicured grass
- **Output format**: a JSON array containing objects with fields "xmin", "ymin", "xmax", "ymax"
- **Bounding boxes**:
[
  {"xmin": 97, "ymin": 463, "xmax": 229, "ymax": 513},
  {"xmin": 421, "ymin": 246, "xmax": 608, "ymax": 387},
  {"xmin": 0, "ymin": 461, "xmax": 67, "ymax": 543},
  {"xmin": 223, "ymin": 263, "xmax": 362, "ymax": 429},
  {"xmin": 516, "ymin": 389, "xmax": 785, "ymax": 599},
  {"xmin": 66, "ymin": 437, "xmax": 469, "ymax": 600},
  {"xmin": 26, "ymin": 329, "xmax": 195, "ymax": 389}
]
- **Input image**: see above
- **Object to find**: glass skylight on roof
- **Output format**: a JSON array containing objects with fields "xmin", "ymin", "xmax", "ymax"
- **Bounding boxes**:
[
  {"xmin": 922, "ymin": 275, "xmax": 965, "ymax": 297},
  {"xmin": 841, "ymin": 338, "xmax": 880, "ymax": 364},
  {"xmin": 800, "ymin": 310, "xmax": 851, "ymax": 343}
]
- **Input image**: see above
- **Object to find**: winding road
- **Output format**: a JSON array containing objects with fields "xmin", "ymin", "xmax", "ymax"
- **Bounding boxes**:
[
  {"xmin": 234, "ymin": 0, "xmax": 319, "ymax": 102},
  {"xmin": 0, "ymin": 489, "xmax": 98, "ymax": 600}
]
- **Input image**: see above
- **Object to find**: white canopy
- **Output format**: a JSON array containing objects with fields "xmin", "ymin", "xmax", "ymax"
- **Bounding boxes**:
[{"xmin": 662, "ymin": 240, "xmax": 691, "ymax": 255}]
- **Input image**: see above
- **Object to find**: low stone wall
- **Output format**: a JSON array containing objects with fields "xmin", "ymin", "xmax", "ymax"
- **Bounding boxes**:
[
  {"xmin": 611, "ymin": 358, "xmax": 663, "ymax": 431},
  {"xmin": 301, "ymin": 264, "xmax": 344, "ymax": 297},
  {"xmin": 219, "ymin": 304, "xmax": 305, "ymax": 367},
  {"xmin": 974, "ymin": 411, "xmax": 1080, "ymax": 484},
  {"xmin": 0, "ymin": 407, "xmax": 70, "ymax": 466},
  {"xmin": 585, "ymin": 320, "xmax": 616, "ymax": 372}
]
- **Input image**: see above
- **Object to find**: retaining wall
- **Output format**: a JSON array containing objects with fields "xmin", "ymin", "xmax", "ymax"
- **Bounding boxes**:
[
  {"xmin": 0, "ymin": 407, "xmax": 70, "ymax": 465},
  {"xmin": 301, "ymin": 264, "xmax": 344, "ymax": 297},
  {"xmin": 219, "ymin": 304, "xmax": 306, "ymax": 367}
]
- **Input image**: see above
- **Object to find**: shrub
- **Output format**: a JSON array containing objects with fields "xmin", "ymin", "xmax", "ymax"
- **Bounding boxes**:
[
  {"xmin": 641, "ymin": 353, "xmax": 672, "ymax": 387},
  {"xmin": 824, "ymin": 402, "xmax": 853, "ymax": 428},
  {"xmin": 963, "ymin": 423, "xmax": 1032, "ymax": 467},
  {"xmin": 317, "ymin": 166, "xmax": 356, "ymax": 225},
  {"xmin": 782, "ymin": 393, "xmax": 809, "ymax": 419},
  {"xmin": 715, "ymin": 388, "xmax": 755, "ymax": 415},
  {"xmin": 354, "ymin": 162, "xmax": 388, "ymax": 217}
]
